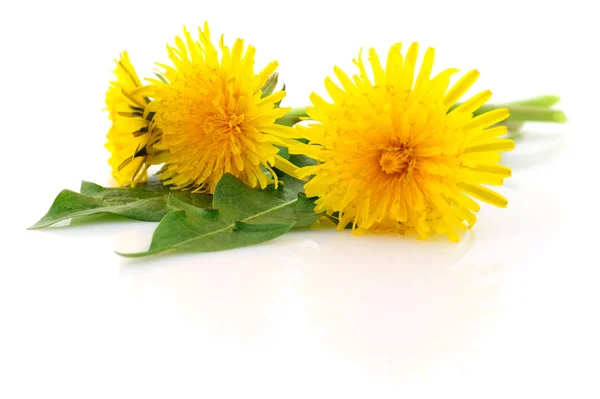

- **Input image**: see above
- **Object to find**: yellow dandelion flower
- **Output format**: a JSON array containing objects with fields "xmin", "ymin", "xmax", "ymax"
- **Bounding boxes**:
[
  {"xmin": 105, "ymin": 52, "xmax": 163, "ymax": 186},
  {"xmin": 292, "ymin": 43, "xmax": 514, "ymax": 241},
  {"xmin": 150, "ymin": 23, "xmax": 301, "ymax": 193}
]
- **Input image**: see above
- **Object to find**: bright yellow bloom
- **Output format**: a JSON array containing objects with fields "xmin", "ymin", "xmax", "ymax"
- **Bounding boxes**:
[
  {"xmin": 150, "ymin": 23, "xmax": 300, "ymax": 193},
  {"xmin": 105, "ymin": 52, "xmax": 162, "ymax": 186},
  {"xmin": 292, "ymin": 43, "xmax": 514, "ymax": 241}
]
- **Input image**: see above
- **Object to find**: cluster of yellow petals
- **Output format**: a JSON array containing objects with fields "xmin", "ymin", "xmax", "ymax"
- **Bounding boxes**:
[
  {"xmin": 149, "ymin": 23, "xmax": 300, "ymax": 193},
  {"xmin": 105, "ymin": 52, "xmax": 161, "ymax": 186},
  {"xmin": 292, "ymin": 43, "xmax": 514, "ymax": 241},
  {"xmin": 105, "ymin": 27, "xmax": 515, "ymax": 241}
]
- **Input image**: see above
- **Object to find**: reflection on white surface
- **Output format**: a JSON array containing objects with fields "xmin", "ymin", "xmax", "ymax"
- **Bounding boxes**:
[{"xmin": 111, "ymin": 229, "xmax": 503, "ymax": 390}]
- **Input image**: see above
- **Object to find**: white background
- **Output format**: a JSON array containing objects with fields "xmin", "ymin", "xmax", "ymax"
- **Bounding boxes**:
[{"xmin": 1, "ymin": 0, "xmax": 599, "ymax": 397}]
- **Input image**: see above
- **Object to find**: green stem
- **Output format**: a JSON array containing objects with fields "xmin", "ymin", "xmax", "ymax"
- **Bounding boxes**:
[
  {"xmin": 511, "ymin": 95, "xmax": 561, "ymax": 107},
  {"xmin": 278, "ymin": 95, "xmax": 566, "ymax": 126},
  {"xmin": 474, "ymin": 103, "xmax": 567, "ymax": 123},
  {"xmin": 449, "ymin": 95, "xmax": 566, "ymax": 124}
]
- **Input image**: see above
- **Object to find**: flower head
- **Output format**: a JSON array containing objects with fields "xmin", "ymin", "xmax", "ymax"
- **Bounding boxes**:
[
  {"xmin": 105, "ymin": 52, "xmax": 162, "ymax": 186},
  {"xmin": 292, "ymin": 43, "xmax": 514, "ymax": 241},
  {"xmin": 150, "ymin": 23, "xmax": 300, "ymax": 193}
]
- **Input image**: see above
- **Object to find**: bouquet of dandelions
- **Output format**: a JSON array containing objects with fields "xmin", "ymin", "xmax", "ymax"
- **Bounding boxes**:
[{"xmin": 30, "ymin": 23, "xmax": 566, "ymax": 257}]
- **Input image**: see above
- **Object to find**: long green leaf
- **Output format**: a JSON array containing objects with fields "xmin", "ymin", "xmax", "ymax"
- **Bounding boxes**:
[
  {"xmin": 119, "ymin": 174, "xmax": 320, "ymax": 257},
  {"xmin": 29, "ymin": 181, "xmax": 212, "ymax": 229}
]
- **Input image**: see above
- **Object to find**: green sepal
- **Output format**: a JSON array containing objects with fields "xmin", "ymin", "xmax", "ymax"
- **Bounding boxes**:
[{"xmin": 260, "ymin": 72, "xmax": 278, "ymax": 98}]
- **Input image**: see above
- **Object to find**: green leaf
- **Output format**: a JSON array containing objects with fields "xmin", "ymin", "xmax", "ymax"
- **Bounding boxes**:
[
  {"xmin": 288, "ymin": 154, "xmax": 317, "ymax": 168},
  {"xmin": 275, "ymin": 145, "xmax": 290, "ymax": 160},
  {"xmin": 29, "ymin": 181, "xmax": 212, "ymax": 229},
  {"xmin": 213, "ymin": 174, "xmax": 317, "ymax": 227},
  {"xmin": 119, "ymin": 174, "xmax": 320, "ymax": 257},
  {"xmin": 80, "ymin": 181, "xmax": 212, "ymax": 210},
  {"xmin": 128, "ymin": 209, "xmax": 293, "ymax": 256},
  {"xmin": 29, "ymin": 190, "xmax": 169, "ymax": 229},
  {"xmin": 169, "ymin": 191, "xmax": 213, "ymax": 210},
  {"xmin": 80, "ymin": 180, "xmax": 168, "ymax": 200},
  {"xmin": 272, "ymin": 142, "xmax": 316, "ymax": 174},
  {"xmin": 269, "ymin": 173, "xmax": 308, "ymax": 200}
]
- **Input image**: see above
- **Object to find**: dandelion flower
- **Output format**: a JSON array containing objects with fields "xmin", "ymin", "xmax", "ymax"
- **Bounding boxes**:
[
  {"xmin": 292, "ymin": 43, "xmax": 514, "ymax": 241},
  {"xmin": 105, "ymin": 52, "xmax": 162, "ymax": 186},
  {"xmin": 150, "ymin": 23, "xmax": 300, "ymax": 193}
]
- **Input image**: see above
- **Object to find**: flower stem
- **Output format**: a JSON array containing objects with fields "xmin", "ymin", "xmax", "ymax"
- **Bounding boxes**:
[
  {"xmin": 279, "ymin": 95, "xmax": 566, "ymax": 126},
  {"xmin": 474, "ymin": 103, "xmax": 567, "ymax": 123},
  {"xmin": 454, "ymin": 95, "xmax": 566, "ymax": 124}
]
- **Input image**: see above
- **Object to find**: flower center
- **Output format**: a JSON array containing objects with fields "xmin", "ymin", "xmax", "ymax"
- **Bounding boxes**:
[
  {"xmin": 227, "ymin": 113, "xmax": 244, "ymax": 133},
  {"xmin": 379, "ymin": 147, "xmax": 415, "ymax": 175}
]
